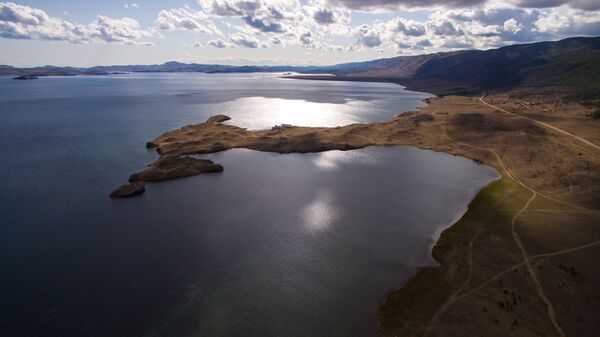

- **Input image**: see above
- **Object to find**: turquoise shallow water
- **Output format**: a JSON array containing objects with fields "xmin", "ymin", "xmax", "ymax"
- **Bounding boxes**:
[{"xmin": 0, "ymin": 73, "xmax": 497, "ymax": 337}]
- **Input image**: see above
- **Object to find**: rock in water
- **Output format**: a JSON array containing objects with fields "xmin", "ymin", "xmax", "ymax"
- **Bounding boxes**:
[
  {"xmin": 128, "ymin": 156, "xmax": 223, "ymax": 183},
  {"xmin": 110, "ymin": 181, "xmax": 145, "ymax": 198}
]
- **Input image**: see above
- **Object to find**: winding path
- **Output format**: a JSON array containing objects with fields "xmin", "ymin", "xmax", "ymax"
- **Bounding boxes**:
[
  {"xmin": 480, "ymin": 96, "xmax": 600, "ymax": 152},
  {"xmin": 428, "ymin": 123, "xmax": 570, "ymax": 337}
]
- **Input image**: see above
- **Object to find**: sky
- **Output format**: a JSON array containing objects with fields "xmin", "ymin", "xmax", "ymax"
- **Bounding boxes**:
[{"xmin": 1, "ymin": 0, "xmax": 599, "ymax": 67}]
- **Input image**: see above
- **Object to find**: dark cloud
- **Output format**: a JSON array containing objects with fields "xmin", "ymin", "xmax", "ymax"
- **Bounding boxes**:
[
  {"xmin": 313, "ymin": 9, "xmax": 336, "ymax": 24},
  {"xmin": 514, "ymin": 0, "xmax": 600, "ymax": 10},
  {"xmin": 230, "ymin": 33, "xmax": 260, "ymax": 48},
  {"xmin": 354, "ymin": 24, "xmax": 383, "ymax": 47},
  {"xmin": 326, "ymin": 0, "xmax": 485, "ymax": 10},
  {"xmin": 396, "ymin": 20, "xmax": 426, "ymax": 36},
  {"xmin": 359, "ymin": 35, "xmax": 382, "ymax": 46},
  {"xmin": 207, "ymin": 39, "xmax": 230, "ymax": 48},
  {"xmin": 327, "ymin": 0, "xmax": 600, "ymax": 10},
  {"xmin": 300, "ymin": 31, "xmax": 314, "ymax": 46},
  {"xmin": 433, "ymin": 21, "xmax": 464, "ymax": 35},
  {"xmin": 243, "ymin": 15, "xmax": 285, "ymax": 32}
]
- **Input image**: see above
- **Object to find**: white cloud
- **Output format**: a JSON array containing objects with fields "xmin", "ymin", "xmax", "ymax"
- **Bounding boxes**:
[
  {"xmin": 156, "ymin": 7, "xmax": 220, "ymax": 34},
  {"xmin": 354, "ymin": 24, "xmax": 383, "ymax": 48},
  {"xmin": 0, "ymin": 2, "xmax": 153, "ymax": 45},
  {"xmin": 197, "ymin": 0, "xmax": 302, "ymax": 33},
  {"xmin": 208, "ymin": 38, "xmax": 233, "ymax": 48},
  {"xmin": 341, "ymin": 5, "xmax": 600, "ymax": 53},
  {"xmin": 5, "ymin": 0, "xmax": 597, "ymax": 59},
  {"xmin": 305, "ymin": 0, "xmax": 351, "ymax": 26},
  {"xmin": 229, "ymin": 32, "xmax": 261, "ymax": 47}
]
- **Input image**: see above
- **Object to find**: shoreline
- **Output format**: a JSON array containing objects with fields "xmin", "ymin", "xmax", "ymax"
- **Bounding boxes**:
[{"xmin": 112, "ymin": 91, "xmax": 600, "ymax": 336}]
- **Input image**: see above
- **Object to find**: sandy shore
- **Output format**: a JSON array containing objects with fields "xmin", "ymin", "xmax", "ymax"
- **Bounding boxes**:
[{"xmin": 113, "ymin": 94, "xmax": 600, "ymax": 336}]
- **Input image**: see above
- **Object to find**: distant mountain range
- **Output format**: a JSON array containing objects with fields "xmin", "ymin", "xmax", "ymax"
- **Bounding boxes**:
[
  {"xmin": 3, "ymin": 36, "xmax": 599, "ymax": 99},
  {"xmin": 0, "ymin": 62, "xmax": 339, "ymax": 77}
]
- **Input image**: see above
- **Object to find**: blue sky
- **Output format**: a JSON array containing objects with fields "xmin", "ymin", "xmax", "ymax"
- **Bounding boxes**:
[{"xmin": 1, "ymin": 0, "xmax": 599, "ymax": 67}]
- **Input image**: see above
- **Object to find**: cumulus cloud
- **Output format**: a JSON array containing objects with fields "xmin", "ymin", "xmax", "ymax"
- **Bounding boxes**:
[
  {"xmin": 156, "ymin": 7, "xmax": 220, "ymax": 34},
  {"xmin": 207, "ymin": 38, "xmax": 232, "ymax": 48},
  {"xmin": 354, "ymin": 24, "xmax": 383, "ymax": 47},
  {"xmin": 6, "ymin": 0, "xmax": 598, "ymax": 57},
  {"xmin": 0, "ymin": 2, "xmax": 153, "ymax": 45},
  {"xmin": 337, "ymin": 4, "xmax": 600, "ymax": 53},
  {"xmin": 534, "ymin": 6, "xmax": 600, "ymax": 35},
  {"xmin": 431, "ymin": 21, "xmax": 464, "ymax": 35},
  {"xmin": 395, "ymin": 18, "xmax": 426, "ymax": 36},
  {"xmin": 229, "ymin": 32, "xmax": 261, "ymax": 47},
  {"xmin": 305, "ymin": 0, "xmax": 351, "ymax": 26},
  {"xmin": 313, "ymin": 8, "xmax": 335, "ymax": 24},
  {"xmin": 300, "ymin": 30, "xmax": 314, "ymax": 46},
  {"xmin": 197, "ymin": 0, "xmax": 301, "ymax": 33}
]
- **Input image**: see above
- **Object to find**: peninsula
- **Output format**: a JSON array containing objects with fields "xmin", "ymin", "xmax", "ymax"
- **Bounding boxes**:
[
  {"xmin": 110, "ymin": 36, "xmax": 600, "ymax": 336},
  {"xmin": 112, "ymin": 92, "xmax": 600, "ymax": 335}
]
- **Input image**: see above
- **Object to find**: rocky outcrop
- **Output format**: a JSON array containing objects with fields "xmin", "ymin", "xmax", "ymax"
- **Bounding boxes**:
[
  {"xmin": 129, "ymin": 156, "xmax": 223, "ymax": 183},
  {"xmin": 206, "ymin": 115, "xmax": 231, "ymax": 124},
  {"xmin": 110, "ymin": 181, "xmax": 145, "ymax": 198}
]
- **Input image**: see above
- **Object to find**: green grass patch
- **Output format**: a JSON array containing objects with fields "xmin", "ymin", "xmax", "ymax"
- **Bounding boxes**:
[{"xmin": 378, "ymin": 178, "xmax": 525, "ymax": 336}]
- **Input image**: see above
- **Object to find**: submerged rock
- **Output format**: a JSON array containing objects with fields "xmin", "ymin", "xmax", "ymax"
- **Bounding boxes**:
[{"xmin": 110, "ymin": 181, "xmax": 145, "ymax": 198}]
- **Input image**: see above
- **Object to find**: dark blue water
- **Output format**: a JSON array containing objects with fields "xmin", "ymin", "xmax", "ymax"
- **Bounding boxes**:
[{"xmin": 0, "ymin": 73, "xmax": 497, "ymax": 337}]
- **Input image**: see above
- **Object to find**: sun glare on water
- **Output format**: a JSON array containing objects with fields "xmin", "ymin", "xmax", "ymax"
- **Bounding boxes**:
[{"xmin": 220, "ymin": 96, "xmax": 362, "ymax": 129}]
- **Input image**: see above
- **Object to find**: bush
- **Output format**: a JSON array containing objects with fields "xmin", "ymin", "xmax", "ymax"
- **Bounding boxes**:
[{"xmin": 591, "ymin": 109, "xmax": 600, "ymax": 119}]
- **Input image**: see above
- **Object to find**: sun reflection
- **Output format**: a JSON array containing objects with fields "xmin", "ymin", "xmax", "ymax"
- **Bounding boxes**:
[
  {"xmin": 312, "ymin": 150, "xmax": 381, "ymax": 171},
  {"xmin": 302, "ymin": 191, "xmax": 337, "ymax": 232},
  {"xmin": 222, "ymin": 97, "xmax": 362, "ymax": 129}
]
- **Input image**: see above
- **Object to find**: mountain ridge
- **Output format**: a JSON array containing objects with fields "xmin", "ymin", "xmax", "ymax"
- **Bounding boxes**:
[{"xmin": 3, "ymin": 36, "xmax": 599, "ymax": 99}]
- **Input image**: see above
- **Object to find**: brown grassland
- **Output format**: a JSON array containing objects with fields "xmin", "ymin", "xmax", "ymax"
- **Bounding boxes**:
[{"xmin": 115, "ymin": 93, "xmax": 600, "ymax": 337}]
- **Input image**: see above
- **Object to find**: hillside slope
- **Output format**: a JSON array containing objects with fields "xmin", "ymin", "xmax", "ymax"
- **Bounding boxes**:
[{"xmin": 342, "ymin": 37, "xmax": 600, "ymax": 98}]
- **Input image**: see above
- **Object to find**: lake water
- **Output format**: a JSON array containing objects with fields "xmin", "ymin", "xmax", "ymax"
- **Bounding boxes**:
[{"xmin": 0, "ymin": 73, "xmax": 498, "ymax": 337}]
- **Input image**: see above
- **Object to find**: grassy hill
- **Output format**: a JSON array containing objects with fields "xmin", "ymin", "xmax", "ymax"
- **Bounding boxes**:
[{"xmin": 338, "ymin": 36, "xmax": 600, "ymax": 100}]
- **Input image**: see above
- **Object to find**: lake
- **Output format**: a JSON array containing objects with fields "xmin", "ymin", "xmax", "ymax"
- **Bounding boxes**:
[{"xmin": 0, "ymin": 73, "xmax": 498, "ymax": 337}]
